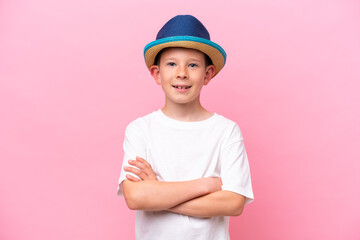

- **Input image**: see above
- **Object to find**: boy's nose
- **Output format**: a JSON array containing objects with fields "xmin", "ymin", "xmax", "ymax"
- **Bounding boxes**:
[{"xmin": 176, "ymin": 65, "xmax": 188, "ymax": 79}]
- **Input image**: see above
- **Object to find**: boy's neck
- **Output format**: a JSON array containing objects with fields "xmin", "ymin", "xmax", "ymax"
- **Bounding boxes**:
[{"xmin": 161, "ymin": 101, "xmax": 213, "ymax": 122}]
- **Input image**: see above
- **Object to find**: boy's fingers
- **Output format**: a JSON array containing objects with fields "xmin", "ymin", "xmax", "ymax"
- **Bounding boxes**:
[
  {"xmin": 134, "ymin": 159, "xmax": 155, "ymax": 176},
  {"xmin": 136, "ymin": 156, "xmax": 152, "ymax": 168},
  {"xmin": 134, "ymin": 157, "xmax": 157, "ymax": 180},
  {"xmin": 126, "ymin": 174, "xmax": 141, "ymax": 182},
  {"xmin": 129, "ymin": 159, "xmax": 147, "ymax": 170},
  {"xmin": 127, "ymin": 158, "xmax": 157, "ymax": 181},
  {"xmin": 124, "ymin": 166, "xmax": 144, "ymax": 179}
]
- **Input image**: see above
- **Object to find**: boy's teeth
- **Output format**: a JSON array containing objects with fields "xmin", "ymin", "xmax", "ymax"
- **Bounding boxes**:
[{"xmin": 174, "ymin": 86, "xmax": 190, "ymax": 89}]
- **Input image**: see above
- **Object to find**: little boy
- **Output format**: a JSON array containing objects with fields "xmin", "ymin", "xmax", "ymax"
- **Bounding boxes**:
[{"xmin": 117, "ymin": 15, "xmax": 254, "ymax": 240}]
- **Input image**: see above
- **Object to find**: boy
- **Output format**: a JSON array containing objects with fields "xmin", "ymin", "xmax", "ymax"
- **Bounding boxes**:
[{"xmin": 117, "ymin": 15, "xmax": 254, "ymax": 240}]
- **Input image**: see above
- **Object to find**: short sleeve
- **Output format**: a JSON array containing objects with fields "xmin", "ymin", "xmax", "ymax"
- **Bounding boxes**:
[
  {"xmin": 220, "ymin": 124, "xmax": 254, "ymax": 206},
  {"xmin": 116, "ymin": 121, "xmax": 147, "ymax": 196}
]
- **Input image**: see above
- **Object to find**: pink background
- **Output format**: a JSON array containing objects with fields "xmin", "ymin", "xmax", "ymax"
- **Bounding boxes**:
[{"xmin": 1, "ymin": 0, "xmax": 359, "ymax": 239}]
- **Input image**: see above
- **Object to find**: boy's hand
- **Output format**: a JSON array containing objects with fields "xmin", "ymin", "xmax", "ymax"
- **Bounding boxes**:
[{"xmin": 124, "ymin": 156, "xmax": 158, "ymax": 182}]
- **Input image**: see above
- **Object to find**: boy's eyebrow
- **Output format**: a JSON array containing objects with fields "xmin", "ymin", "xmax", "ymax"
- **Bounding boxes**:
[
  {"xmin": 163, "ymin": 57, "xmax": 177, "ymax": 61},
  {"xmin": 187, "ymin": 58, "xmax": 202, "ymax": 62}
]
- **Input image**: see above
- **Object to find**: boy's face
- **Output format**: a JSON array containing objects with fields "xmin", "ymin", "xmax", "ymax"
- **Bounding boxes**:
[{"xmin": 150, "ymin": 47, "xmax": 215, "ymax": 106}]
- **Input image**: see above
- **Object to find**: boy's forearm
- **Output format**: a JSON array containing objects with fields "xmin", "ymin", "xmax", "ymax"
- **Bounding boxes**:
[
  {"xmin": 122, "ymin": 178, "xmax": 220, "ymax": 211},
  {"xmin": 168, "ymin": 190, "xmax": 246, "ymax": 218}
]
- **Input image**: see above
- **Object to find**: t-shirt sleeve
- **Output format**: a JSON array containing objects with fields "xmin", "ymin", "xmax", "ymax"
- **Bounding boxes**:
[
  {"xmin": 116, "ymin": 121, "xmax": 147, "ymax": 197},
  {"xmin": 220, "ymin": 123, "xmax": 254, "ymax": 206}
]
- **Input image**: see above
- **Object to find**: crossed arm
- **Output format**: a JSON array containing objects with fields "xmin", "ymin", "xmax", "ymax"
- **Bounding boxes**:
[{"xmin": 121, "ymin": 157, "xmax": 245, "ymax": 218}]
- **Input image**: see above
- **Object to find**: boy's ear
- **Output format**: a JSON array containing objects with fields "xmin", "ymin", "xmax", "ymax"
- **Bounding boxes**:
[
  {"xmin": 203, "ymin": 65, "xmax": 216, "ymax": 86},
  {"xmin": 150, "ymin": 65, "xmax": 161, "ymax": 85}
]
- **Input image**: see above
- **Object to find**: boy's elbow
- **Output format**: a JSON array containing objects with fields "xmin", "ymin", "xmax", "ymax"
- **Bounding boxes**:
[
  {"xmin": 232, "ymin": 203, "xmax": 244, "ymax": 216},
  {"xmin": 122, "ymin": 181, "xmax": 144, "ymax": 210},
  {"xmin": 124, "ymin": 191, "xmax": 140, "ymax": 210},
  {"xmin": 230, "ymin": 195, "xmax": 246, "ymax": 216},
  {"xmin": 125, "ymin": 198, "xmax": 141, "ymax": 210}
]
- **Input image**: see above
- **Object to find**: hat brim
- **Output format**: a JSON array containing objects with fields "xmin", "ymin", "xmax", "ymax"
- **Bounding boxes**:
[{"xmin": 144, "ymin": 36, "xmax": 226, "ymax": 77}]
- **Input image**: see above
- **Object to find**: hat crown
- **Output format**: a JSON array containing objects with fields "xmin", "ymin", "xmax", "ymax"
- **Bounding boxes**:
[{"xmin": 156, "ymin": 15, "xmax": 210, "ymax": 40}]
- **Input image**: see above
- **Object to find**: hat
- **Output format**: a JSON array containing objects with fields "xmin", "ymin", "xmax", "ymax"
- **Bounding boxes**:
[{"xmin": 144, "ymin": 15, "xmax": 227, "ymax": 77}]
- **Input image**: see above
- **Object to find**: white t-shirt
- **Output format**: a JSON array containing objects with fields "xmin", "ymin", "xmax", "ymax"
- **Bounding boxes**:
[{"xmin": 117, "ymin": 109, "xmax": 254, "ymax": 240}]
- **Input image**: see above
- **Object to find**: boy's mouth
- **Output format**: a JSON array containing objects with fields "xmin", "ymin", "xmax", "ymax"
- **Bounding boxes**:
[{"xmin": 172, "ymin": 85, "xmax": 192, "ymax": 89}]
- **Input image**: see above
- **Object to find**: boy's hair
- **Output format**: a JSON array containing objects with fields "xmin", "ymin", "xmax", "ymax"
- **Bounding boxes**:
[{"xmin": 154, "ymin": 47, "xmax": 213, "ymax": 68}]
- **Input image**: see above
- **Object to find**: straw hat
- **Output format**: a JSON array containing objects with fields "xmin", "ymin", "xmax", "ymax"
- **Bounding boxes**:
[{"xmin": 144, "ymin": 15, "xmax": 227, "ymax": 77}]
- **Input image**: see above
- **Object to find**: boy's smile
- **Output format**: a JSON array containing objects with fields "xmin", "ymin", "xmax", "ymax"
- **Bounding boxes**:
[
  {"xmin": 173, "ymin": 85, "xmax": 191, "ymax": 91},
  {"xmin": 150, "ymin": 47, "xmax": 215, "ymax": 106}
]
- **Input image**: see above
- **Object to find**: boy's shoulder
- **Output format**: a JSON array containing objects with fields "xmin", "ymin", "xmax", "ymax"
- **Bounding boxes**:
[{"xmin": 125, "ymin": 110, "xmax": 158, "ymax": 130}]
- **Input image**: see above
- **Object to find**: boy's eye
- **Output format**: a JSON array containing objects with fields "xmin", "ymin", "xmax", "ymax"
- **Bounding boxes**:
[
  {"xmin": 188, "ymin": 63, "xmax": 197, "ymax": 67},
  {"xmin": 167, "ymin": 62, "xmax": 176, "ymax": 66}
]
